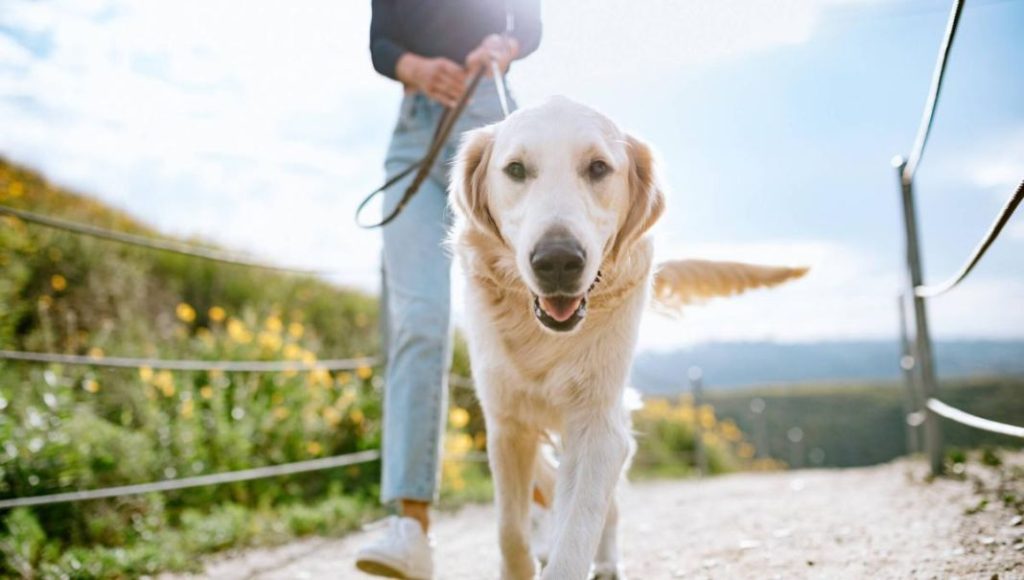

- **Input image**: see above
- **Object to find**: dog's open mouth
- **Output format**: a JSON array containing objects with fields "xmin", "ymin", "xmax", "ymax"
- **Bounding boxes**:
[{"xmin": 533, "ymin": 294, "xmax": 588, "ymax": 332}]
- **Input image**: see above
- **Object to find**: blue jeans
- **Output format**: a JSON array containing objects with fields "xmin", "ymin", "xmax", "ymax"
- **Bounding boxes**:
[{"xmin": 380, "ymin": 79, "xmax": 511, "ymax": 504}]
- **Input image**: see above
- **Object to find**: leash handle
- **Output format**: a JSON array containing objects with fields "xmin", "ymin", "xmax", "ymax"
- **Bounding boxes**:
[{"xmin": 355, "ymin": 67, "xmax": 486, "ymax": 229}]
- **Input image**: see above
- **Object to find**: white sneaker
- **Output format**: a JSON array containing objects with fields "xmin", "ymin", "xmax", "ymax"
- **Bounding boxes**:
[{"xmin": 355, "ymin": 516, "xmax": 434, "ymax": 579}]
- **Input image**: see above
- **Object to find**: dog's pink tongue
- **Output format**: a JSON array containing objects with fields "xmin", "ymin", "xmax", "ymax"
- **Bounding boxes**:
[{"xmin": 540, "ymin": 296, "xmax": 583, "ymax": 322}]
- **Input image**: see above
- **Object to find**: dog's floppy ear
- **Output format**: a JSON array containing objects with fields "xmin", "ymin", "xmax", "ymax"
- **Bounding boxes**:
[
  {"xmin": 451, "ymin": 125, "xmax": 500, "ymax": 238},
  {"xmin": 612, "ymin": 134, "xmax": 666, "ymax": 259}
]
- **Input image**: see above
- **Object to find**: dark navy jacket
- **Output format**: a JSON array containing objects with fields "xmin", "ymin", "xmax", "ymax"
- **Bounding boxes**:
[{"xmin": 370, "ymin": 0, "xmax": 542, "ymax": 80}]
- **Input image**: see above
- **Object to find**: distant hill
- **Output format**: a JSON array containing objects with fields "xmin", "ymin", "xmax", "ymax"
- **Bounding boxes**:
[{"xmin": 631, "ymin": 340, "xmax": 1024, "ymax": 394}]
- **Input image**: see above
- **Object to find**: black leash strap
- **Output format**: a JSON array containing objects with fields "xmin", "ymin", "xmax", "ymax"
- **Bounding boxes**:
[{"xmin": 355, "ymin": 67, "xmax": 487, "ymax": 228}]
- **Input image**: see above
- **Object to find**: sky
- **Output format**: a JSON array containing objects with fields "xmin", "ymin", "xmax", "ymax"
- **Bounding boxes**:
[{"xmin": 1, "ymin": 0, "xmax": 1022, "ymax": 352}]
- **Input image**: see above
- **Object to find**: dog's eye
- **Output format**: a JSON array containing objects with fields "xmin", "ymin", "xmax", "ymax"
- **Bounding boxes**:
[
  {"xmin": 588, "ymin": 160, "xmax": 611, "ymax": 181},
  {"xmin": 504, "ymin": 161, "xmax": 527, "ymax": 182}
]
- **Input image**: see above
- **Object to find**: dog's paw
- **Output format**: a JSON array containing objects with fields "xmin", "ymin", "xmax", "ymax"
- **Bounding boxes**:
[{"xmin": 591, "ymin": 562, "xmax": 626, "ymax": 580}]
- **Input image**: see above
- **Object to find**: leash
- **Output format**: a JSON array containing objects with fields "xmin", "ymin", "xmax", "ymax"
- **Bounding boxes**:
[
  {"xmin": 356, "ymin": 24, "xmax": 516, "ymax": 228},
  {"xmin": 355, "ymin": 66, "xmax": 486, "ymax": 228}
]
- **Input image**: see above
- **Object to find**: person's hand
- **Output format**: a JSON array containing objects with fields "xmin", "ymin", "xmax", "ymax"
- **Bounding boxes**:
[
  {"xmin": 465, "ymin": 34, "xmax": 519, "ymax": 77},
  {"xmin": 396, "ymin": 54, "xmax": 467, "ymax": 107}
]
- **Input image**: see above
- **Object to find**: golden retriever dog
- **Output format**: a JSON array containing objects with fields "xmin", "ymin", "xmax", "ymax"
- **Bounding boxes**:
[{"xmin": 449, "ymin": 97, "xmax": 806, "ymax": 580}]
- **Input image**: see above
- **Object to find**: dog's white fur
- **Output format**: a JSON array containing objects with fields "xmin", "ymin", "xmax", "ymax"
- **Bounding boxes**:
[{"xmin": 449, "ymin": 97, "xmax": 806, "ymax": 579}]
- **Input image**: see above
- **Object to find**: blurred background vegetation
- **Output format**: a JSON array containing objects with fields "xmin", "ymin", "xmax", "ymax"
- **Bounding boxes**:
[
  {"xmin": 0, "ymin": 159, "xmax": 757, "ymax": 577},
  {"xmin": 1, "ymin": 157, "xmax": 1020, "ymax": 577}
]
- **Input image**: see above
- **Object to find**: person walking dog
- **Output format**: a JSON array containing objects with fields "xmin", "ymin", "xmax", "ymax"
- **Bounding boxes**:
[{"xmin": 356, "ymin": 1, "xmax": 542, "ymax": 578}]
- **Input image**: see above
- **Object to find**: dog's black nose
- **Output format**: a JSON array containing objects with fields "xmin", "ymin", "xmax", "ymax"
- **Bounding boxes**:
[{"xmin": 531, "ymin": 233, "xmax": 586, "ymax": 294}]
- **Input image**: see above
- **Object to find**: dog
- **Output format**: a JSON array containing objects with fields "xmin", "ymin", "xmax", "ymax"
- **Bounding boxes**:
[{"xmin": 449, "ymin": 97, "xmax": 806, "ymax": 579}]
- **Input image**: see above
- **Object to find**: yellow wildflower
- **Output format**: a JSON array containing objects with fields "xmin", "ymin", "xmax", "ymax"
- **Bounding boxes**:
[
  {"xmin": 738, "ymin": 443, "xmax": 756, "ymax": 459},
  {"xmin": 273, "ymin": 407, "xmax": 290, "ymax": 421},
  {"xmin": 336, "ymin": 372, "xmax": 352, "ymax": 386},
  {"xmin": 87, "ymin": 347, "xmax": 104, "ymax": 359},
  {"xmin": 449, "ymin": 407, "xmax": 470, "ymax": 429},
  {"xmin": 83, "ymin": 379, "xmax": 100, "ymax": 393},
  {"xmin": 310, "ymin": 368, "xmax": 331, "ymax": 387},
  {"xmin": 199, "ymin": 386, "xmax": 214, "ymax": 400},
  {"xmin": 349, "ymin": 409, "xmax": 364, "ymax": 425},
  {"xmin": 7, "ymin": 182, "xmax": 24, "ymax": 198},
  {"xmin": 180, "ymin": 399, "xmax": 194, "ymax": 419},
  {"xmin": 698, "ymin": 405, "xmax": 716, "ymax": 430},
  {"xmin": 283, "ymin": 343, "xmax": 302, "ymax": 360},
  {"xmin": 306, "ymin": 441, "xmax": 322, "ymax": 456},
  {"xmin": 474, "ymin": 431, "xmax": 487, "ymax": 450},
  {"xmin": 154, "ymin": 370, "xmax": 175, "ymax": 397},
  {"xmin": 227, "ymin": 319, "xmax": 252, "ymax": 344},
  {"xmin": 288, "ymin": 322, "xmax": 304, "ymax": 339},
  {"xmin": 356, "ymin": 365, "xmax": 373, "ymax": 380},
  {"xmin": 301, "ymin": 350, "xmax": 317, "ymax": 365},
  {"xmin": 258, "ymin": 330, "xmax": 282, "ymax": 352},
  {"xmin": 264, "ymin": 315, "xmax": 283, "ymax": 334},
  {"xmin": 50, "ymin": 274, "xmax": 67, "ymax": 292},
  {"xmin": 323, "ymin": 407, "xmax": 342, "ymax": 426},
  {"xmin": 197, "ymin": 327, "xmax": 214, "ymax": 346},
  {"xmin": 208, "ymin": 306, "xmax": 226, "ymax": 322},
  {"xmin": 337, "ymin": 386, "xmax": 357, "ymax": 409},
  {"xmin": 37, "ymin": 295, "xmax": 53, "ymax": 310},
  {"xmin": 450, "ymin": 433, "xmax": 474, "ymax": 455},
  {"xmin": 138, "ymin": 365, "xmax": 154, "ymax": 382},
  {"xmin": 176, "ymin": 303, "xmax": 196, "ymax": 323}
]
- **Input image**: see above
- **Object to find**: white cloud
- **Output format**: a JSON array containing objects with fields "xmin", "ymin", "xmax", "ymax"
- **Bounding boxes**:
[
  {"xmin": 638, "ymin": 239, "xmax": 900, "ymax": 350},
  {"xmin": 513, "ymin": 0, "xmax": 821, "ymax": 103},
  {"xmin": 2, "ymin": 0, "xmax": 1020, "ymax": 350},
  {"xmin": 944, "ymin": 126, "xmax": 1024, "ymax": 196},
  {"xmin": 636, "ymin": 235, "xmax": 1024, "ymax": 351}
]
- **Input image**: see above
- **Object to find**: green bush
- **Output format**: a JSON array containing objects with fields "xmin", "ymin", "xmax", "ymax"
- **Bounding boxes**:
[{"xmin": 0, "ymin": 158, "xmax": 396, "ymax": 576}]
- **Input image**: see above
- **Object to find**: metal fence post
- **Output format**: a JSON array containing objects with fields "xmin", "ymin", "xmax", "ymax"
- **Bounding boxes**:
[
  {"xmin": 689, "ymin": 366, "xmax": 708, "ymax": 477},
  {"xmin": 897, "ymin": 294, "xmax": 921, "ymax": 455},
  {"xmin": 894, "ymin": 157, "xmax": 944, "ymax": 475},
  {"xmin": 750, "ymin": 397, "xmax": 767, "ymax": 459}
]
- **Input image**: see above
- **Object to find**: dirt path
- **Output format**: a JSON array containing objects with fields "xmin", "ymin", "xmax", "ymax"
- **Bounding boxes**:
[{"xmin": 172, "ymin": 460, "xmax": 1024, "ymax": 579}]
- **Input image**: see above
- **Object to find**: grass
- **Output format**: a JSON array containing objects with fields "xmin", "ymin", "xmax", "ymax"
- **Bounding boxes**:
[{"xmin": 0, "ymin": 157, "xmax": 493, "ymax": 577}]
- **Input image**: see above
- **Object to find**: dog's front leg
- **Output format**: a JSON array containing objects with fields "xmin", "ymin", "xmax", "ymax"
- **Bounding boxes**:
[
  {"xmin": 489, "ymin": 418, "xmax": 540, "ymax": 580},
  {"xmin": 543, "ymin": 411, "xmax": 630, "ymax": 580}
]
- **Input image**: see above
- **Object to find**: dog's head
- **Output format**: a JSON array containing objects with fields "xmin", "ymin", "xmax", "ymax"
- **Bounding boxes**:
[{"xmin": 452, "ymin": 97, "xmax": 664, "ymax": 333}]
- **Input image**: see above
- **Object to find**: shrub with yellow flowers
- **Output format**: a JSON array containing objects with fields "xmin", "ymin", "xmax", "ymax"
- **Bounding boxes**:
[
  {"xmin": 0, "ymin": 158, "xmax": 386, "ymax": 578},
  {"xmin": 631, "ymin": 396, "xmax": 761, "ymax": 477}
]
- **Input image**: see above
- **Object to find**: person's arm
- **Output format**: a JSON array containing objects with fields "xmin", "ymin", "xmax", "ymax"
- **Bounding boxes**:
[
  {"xmin": 370, "ymin": 0, "xmax": 466, "ymax": 105},
  {"xmin": 509, "ymin": 0, "xmax": 542, "ymax": 60},
  {"xmin": 369, "ymin": 0, "xmax": 406, "ymax": 80},
  {"xmin": 465, "ymin": 0, "xmax": 543, "ymax": 76}
]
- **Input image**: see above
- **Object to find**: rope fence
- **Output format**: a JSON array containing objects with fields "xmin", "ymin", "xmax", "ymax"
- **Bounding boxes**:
[
  {"xmin": 0, "ymin": 349, "xmax": 477, "ymax": 391},
  {"xmin": 894, "ymin": 0, "xmax": 1023, "ymax": 475},
  {"xmin": 0, "ymin": 450, "xmax": 491, "ymax": 511},
  {"xmin": 0, "ymin": 349, "xmax": 376, "ymax": 373},
  {"xmin": 914, "ymin": 179, "xmax": 1024, "ymax": 298},
  {"xmin": 0, "ymin": 204, "xmax": 325, "ymax": 276},
  {"xmin": 926, "ymin": 399, "xmax": 1024, "ymax": 440}
]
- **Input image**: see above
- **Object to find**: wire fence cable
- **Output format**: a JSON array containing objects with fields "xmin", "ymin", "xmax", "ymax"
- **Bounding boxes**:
[
  {"xmin": 0, "ymin": 450, "xmax": 492, "ymax": 510},
  {"xmin": 926, "ymin": 398, "xmax": 1024, "ymax": 439},
  {"xmin": 901, "ymin": 0, "xmax": 964, "ymax": 185},
  {"xmin": 0, "ymin": 450, "xmax": 382, "ymax": 510},
  {"xmin": 0, "ymin": 349, "xmax": 377, "ymax": 373},
  {"xmin": 0, "ymin": 204, "xmax": 323, "ymax": 276},
  {"xmin": 915, "ymin": 179, "xmax": 1024, "ymax": 298}
]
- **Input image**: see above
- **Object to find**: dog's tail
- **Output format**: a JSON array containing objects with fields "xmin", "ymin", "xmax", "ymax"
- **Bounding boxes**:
[{"xmin": 652, "ymin": 259, "xmax": 808, "ymax": 311}]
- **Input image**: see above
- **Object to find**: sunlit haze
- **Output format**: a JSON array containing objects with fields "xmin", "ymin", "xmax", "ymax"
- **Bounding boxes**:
[{"xmin": 2, "ymin": 0, "xmax": 1022, "ymax": 351}]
